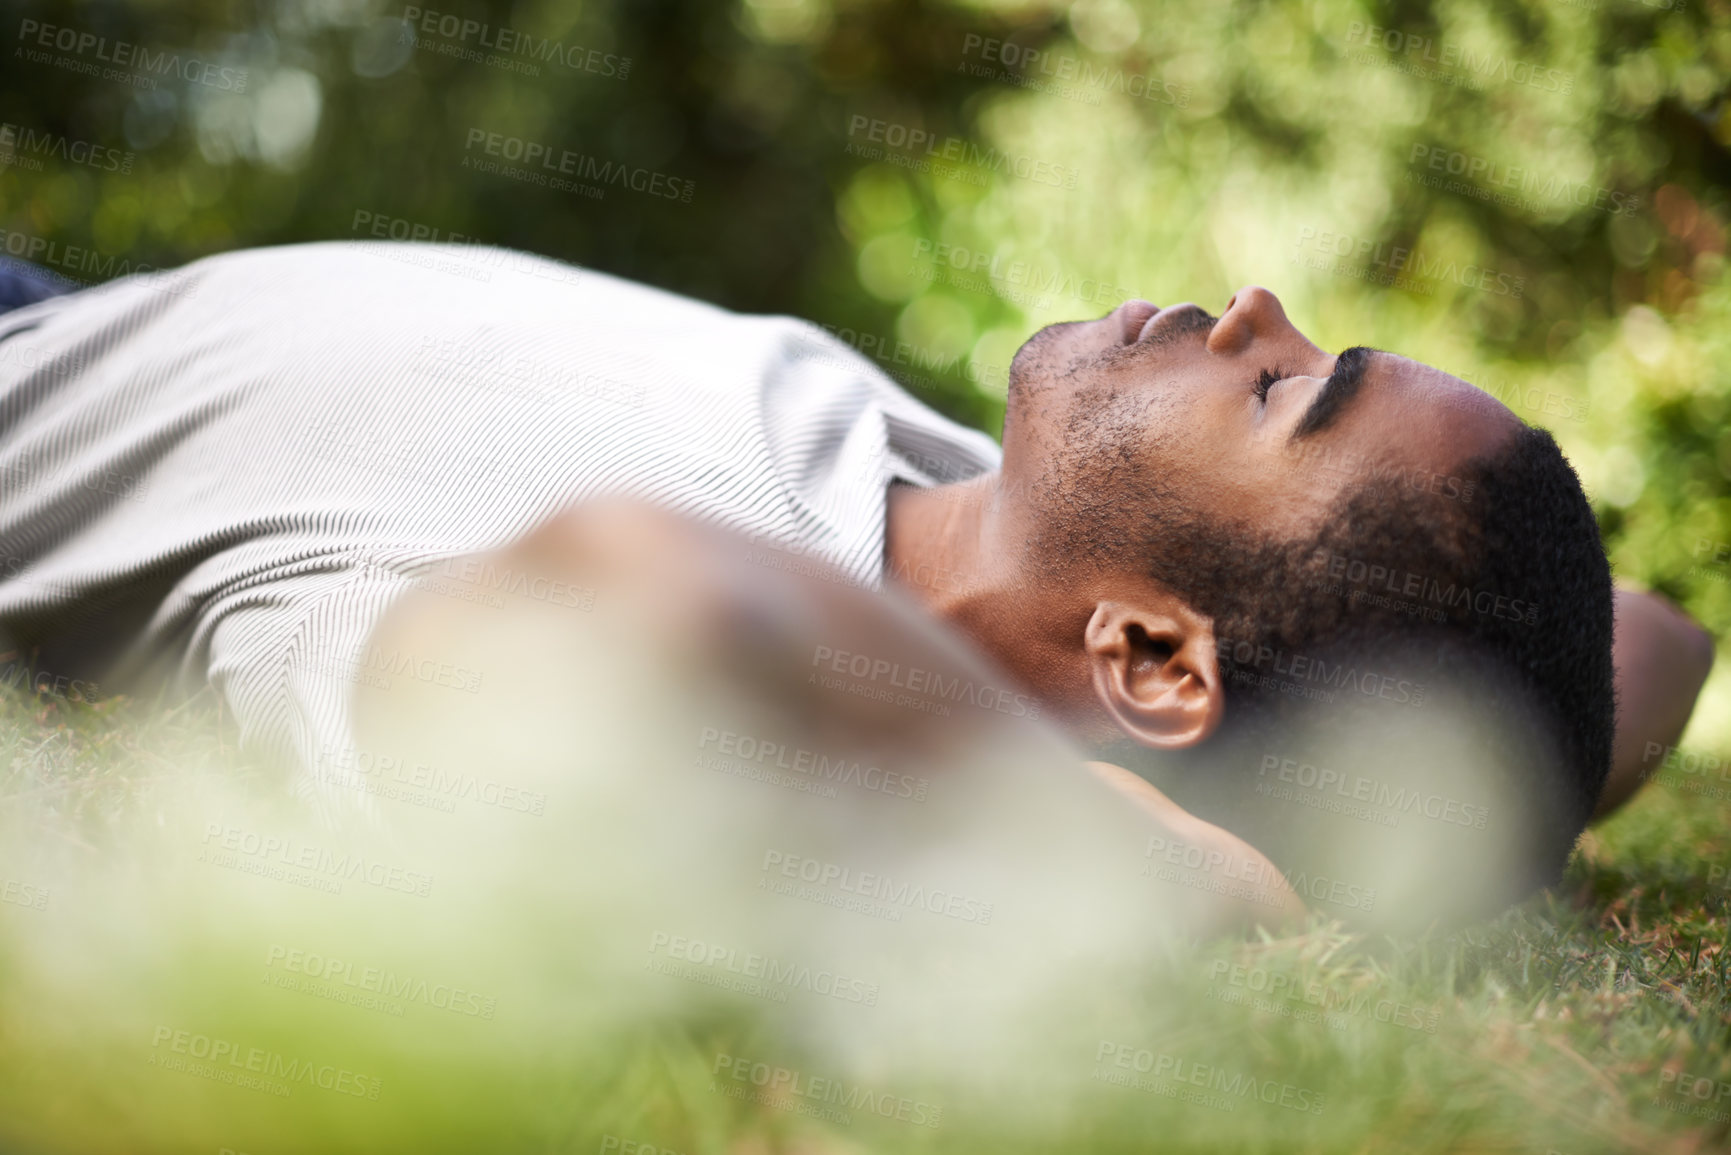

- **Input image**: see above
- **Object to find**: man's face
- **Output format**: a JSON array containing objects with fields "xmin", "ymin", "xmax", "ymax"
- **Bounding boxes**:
[{"xmin": 1000, "ymin": 286, "xmax": 1520, "ymax": 566}]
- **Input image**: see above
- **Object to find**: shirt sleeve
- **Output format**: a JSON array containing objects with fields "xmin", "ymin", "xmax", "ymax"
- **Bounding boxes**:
[{"xmin": 195, "ymin": 559, "xmax": 419, "ymax": 827}]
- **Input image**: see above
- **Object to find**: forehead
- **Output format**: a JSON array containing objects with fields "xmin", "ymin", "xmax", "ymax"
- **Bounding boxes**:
[
  {"xmin": 1344, "ymin": 351, "xmax": 1521, "ymax": 472},
  {"xmin": 1373, "ymin": 352, "xmax": 1500, "ymax": 410}
]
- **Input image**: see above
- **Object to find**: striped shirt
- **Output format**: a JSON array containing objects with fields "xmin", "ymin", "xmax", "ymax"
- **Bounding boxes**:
[{"xmin": 0, "ymin": 241, "xmax": 1001, "ymax": 805}]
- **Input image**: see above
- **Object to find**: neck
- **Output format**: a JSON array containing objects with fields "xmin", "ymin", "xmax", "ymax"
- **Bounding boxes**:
[
  {"xmin": 884, "ymin": 474, "xmax": 1113, "ymax": 737},
  {"xmin": 883, "ymin": 474, "xmax": 999, "ymax": 625}
]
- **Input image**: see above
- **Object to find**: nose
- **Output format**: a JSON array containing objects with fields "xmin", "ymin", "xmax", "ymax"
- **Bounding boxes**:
[{"xmin": 1206, "ymin": 286, "xmax": 1293, "ymax": 355}]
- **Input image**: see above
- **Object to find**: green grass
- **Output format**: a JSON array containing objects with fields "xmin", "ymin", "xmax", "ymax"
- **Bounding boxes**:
[{"xmin": 3, "ymin": 684, "xmax": 1731, "ymax": 1155}]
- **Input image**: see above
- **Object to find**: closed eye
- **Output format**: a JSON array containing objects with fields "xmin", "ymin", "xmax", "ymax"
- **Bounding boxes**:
[{"xmin": 1252, "ymin": 368, "xmax": 1287, "ymax": 402}]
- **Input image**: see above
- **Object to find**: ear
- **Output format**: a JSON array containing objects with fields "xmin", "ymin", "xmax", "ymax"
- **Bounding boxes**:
[{"xmin": 1083, "ymin": 599, "xmax": 1224, "ymax": 750}]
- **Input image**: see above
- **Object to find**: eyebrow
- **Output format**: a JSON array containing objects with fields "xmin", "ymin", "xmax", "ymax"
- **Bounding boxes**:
[{"xmin": 1289, "ymin": 345, "xmax": 1374, "ymax": 443}]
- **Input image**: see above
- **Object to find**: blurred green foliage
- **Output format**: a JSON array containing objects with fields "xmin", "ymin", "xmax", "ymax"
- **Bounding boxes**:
[{"xmin": 7, "ymin": 0, "xmax": 1731, "ymax": 727}]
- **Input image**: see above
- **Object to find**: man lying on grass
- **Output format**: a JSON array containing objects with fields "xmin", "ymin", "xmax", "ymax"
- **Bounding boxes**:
[{"xmin": 0, "ymin": 242, "xmax": 1712, "ymax": 927}]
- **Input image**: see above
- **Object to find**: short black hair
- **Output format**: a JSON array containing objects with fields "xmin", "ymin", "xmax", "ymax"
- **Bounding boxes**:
[{"xmin": 1101, "ymin": 425, "xmax": 1615, "ymax": 926}]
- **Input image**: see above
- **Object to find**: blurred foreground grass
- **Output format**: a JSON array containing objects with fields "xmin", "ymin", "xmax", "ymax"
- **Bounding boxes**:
[{"xmin": 3, "ymin": 683, "xmax": 1731, "ymax": 1155}]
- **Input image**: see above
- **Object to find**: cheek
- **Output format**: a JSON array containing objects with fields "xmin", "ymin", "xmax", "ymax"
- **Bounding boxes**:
[
  {"xmin": 1108, "ymin": 383, "xmax": 1215, "ymax": 467},
  {"xmin": 1234, "ymin": 453, "xmax": 1346, "ymax": 537},
  {"xmin": 1058, "ymin": 390, "xmax": 1163, "ymax": 474}
]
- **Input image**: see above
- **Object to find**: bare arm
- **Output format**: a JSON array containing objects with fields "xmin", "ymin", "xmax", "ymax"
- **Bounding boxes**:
[
  {"xmin": 349, "ymin": 499, "xmax": 1302, "ymax": 939},
  {"xmin": 1594, "ymin": 585, "xmax": 1716, "ymax": 820},
  {"xmin": 1084, "ymin": 760, "xmax": 1307, "ymax": 928}
]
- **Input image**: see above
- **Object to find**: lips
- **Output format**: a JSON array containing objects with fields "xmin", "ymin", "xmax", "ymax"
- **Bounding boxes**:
[{"xmin": 1116, "ymin": 299, "xmax": 1161, "ymax": 344}]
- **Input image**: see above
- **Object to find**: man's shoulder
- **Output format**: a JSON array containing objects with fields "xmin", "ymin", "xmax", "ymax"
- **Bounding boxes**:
[{"xmin": 75, "ymin": 242, "xmax": 829, "ymax": 350}]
